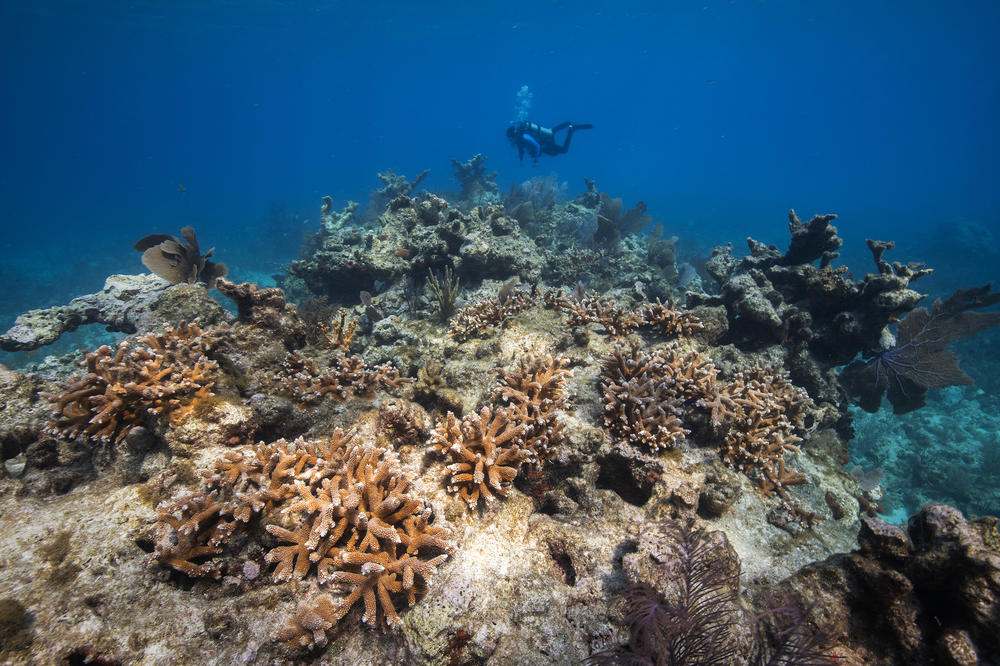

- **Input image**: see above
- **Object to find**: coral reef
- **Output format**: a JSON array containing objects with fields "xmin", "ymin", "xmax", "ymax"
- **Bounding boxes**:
[
  {"xmin": 320, "ymin": 199, "xmax": 359, "ymax": 234},
  {"xmin": 429, "ymin": 406, "xmax": 528, "ymax": 507},
  {"xmin": 2, "ymin": 172, "xmax": 993, "ymax": 665}
]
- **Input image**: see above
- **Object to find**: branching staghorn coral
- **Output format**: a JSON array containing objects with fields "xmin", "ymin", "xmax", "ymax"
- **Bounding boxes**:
[
  {"xmin": 428, "ymin": 356, "xmax": 571, "ymax": 507},
  {"xmin": 640, "ymin": 298, "xmax": 704, "ymax": 338},
  {"xmin": 549, "ymin": 290, "xmax": 703, "ymax": 340},
  {"xmin": 277, "ymin": 351, "xmax": 410, "ymax": 407},
  {"xmin": 600, "ymin": 345, "xmax": 815, "ymax": 500},
  {"xmin": 153, "ymin": 428, "xmax": 452, "ymax": 645},
  {"xmin": 600, "ymin": 345, "xmax": 712, "ymax": 451},
  {"xmin": 719, "ymin": 365, "xmax": 810, "ymax": 500},
  {"xmin": 428, "ymin": 407, "xmax": 529, "ymax": 508},
  {"xmin": 42, "ymin": 322, "xmax": 217, "ymax": 442},
  {"xmin": 317, "ymin": 310, "xmax": 357, "ymax": 351},
  {"xmin": 448, "ymin": 285, "xmax": 536, "ymax": 342},
  {"xmin": 561, "ymin": 292, "xmax": 644, "ymax": 338},
  {"xmin": 493, "ymin": 355, "xmax": 571, "ymax": 465}
]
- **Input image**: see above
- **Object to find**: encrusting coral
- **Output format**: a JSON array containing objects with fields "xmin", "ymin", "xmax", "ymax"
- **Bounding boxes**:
[
  {"xmin": 153, "ymin": 427, "xmax": 452, "ymax": 646},
  {"xmin": 41, "ymin": 322, "xmax": 217, "ymax": 443}
]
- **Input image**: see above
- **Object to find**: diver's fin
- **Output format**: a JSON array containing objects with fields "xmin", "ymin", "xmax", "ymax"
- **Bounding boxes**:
[{"xmin": 573, "ymin": 123, "xmax": 594, "ymax": 130}]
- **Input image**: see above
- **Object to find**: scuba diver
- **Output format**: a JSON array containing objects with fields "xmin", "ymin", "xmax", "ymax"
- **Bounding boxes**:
[{"xmin": 506, "ymin": 120, "xmax": 594, "ymax": 165}]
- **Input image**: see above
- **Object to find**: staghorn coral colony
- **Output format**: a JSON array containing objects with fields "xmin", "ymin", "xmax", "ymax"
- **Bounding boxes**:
[{"xmin": 0, "ymin": 166, "xmax": 998, "ymax": 665}]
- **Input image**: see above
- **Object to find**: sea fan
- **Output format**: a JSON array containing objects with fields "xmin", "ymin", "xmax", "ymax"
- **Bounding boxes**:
[
  {"xmin": 749, "ymin": 605, "xmax": 834, "ymax": 666},
  {"xmin": 839, "ymin": 285, "xmax": 1000, "ymax": 414},
  {"xmin": 586, "ymin": 520, "xmax": 738, "ymax": 666}
]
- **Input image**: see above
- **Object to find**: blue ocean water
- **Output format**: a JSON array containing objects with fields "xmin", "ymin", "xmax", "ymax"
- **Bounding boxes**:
[{"xmin": 1, "ymin": 1, "xmax": 998, "ymax": 519}]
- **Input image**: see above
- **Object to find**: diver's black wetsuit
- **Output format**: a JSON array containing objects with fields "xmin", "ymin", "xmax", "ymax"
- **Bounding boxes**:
[{"xmin": 507, "ymin": 121, "xmax": 594, "ymax": 165}]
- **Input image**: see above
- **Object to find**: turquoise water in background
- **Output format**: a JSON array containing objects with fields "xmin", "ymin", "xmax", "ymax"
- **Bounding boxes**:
[{"xmin": 2, "ymin": 1, "xmax": 998, "ymax": 520}]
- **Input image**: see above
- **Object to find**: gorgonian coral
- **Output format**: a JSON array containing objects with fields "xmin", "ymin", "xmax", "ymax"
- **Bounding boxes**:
[
  {"xmin": 839, "ymin": 284, "xmax": 1000, "ymax": 414},
  {"xmin": 42, "ymin": 322, "xmax": 217, "ymax": 442}
]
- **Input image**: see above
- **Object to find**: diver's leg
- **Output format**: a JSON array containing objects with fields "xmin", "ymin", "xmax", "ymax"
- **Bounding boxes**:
[
  {"xmin": 560, "ymin": 122, "xmax": 595, "ymax": 152},
  {"xmin": 558, "ymin": 127, "xmax": 577, "ymax": 153}
]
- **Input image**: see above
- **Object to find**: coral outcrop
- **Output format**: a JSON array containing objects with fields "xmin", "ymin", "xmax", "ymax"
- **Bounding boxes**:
[
  {"xmin": 289, "ymin": 193, "xmax": 544, "ymax": 303},
  {"xmin": 692, "ymin": 211, "xmax": 931, "ymax": 366},
  {"xmin": 759, "ymin": 504, "xmax": 1000, "ymax": 664},
  {"xmin": 0, "ymin": 274, "xmax": 230, "ymax": 352}
]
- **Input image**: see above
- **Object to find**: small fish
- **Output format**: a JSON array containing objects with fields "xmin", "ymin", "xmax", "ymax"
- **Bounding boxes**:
[{"xmin": 178, "ymin": 183, "xmax": 185, "ymax": 195}]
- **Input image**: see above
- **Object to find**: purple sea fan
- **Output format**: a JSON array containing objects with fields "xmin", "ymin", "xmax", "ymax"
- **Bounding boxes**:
[{"xmin": 839, "ymin": 285, "xmax": 1000, "ymax": 414}]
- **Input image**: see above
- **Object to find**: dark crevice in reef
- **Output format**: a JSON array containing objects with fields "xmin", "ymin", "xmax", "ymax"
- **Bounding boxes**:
[
  {"xmin": 62, "ymin": 648, "xmax": 121, "ymax": 666},
  {"xmin": 596, "ymin": 455, "xmax": 652, "ymax": 506},
  {"xmin": 547, "ymin": 540, "xmax": 577, "ymax": 586},
  {"xmin": 133, "ymin": 537, "xmax": 155, "ymax": 554}
]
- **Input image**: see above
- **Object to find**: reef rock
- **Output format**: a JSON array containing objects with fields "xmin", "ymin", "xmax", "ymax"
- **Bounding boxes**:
[
  {"xmin": 0, "ymin": 274, "xmax": 231, "ymax": 352},
  {"xmin": 290, "ymin": 193, "xmax": 544, "ymax": 302},
  {"xmin": 760, "ymin": 503, "xmax": 1000, "ymax": 664}
]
